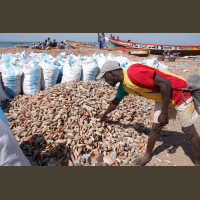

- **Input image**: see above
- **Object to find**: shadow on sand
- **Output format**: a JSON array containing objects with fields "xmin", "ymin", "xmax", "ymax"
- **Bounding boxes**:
[{"xmin": 107, "ymin": 120, "xmax": 195, "ymax": 164}]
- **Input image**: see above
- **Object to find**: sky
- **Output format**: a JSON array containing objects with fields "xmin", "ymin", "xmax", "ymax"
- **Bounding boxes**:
[{"xmin": 0, "ymin": 33, "xmax": 200, "ymax": 45}]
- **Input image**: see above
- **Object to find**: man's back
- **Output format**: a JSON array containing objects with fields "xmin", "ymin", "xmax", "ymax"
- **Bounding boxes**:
[{"xmin": 119, "ymin": 64, "xmax": 191, "ymax": 106}]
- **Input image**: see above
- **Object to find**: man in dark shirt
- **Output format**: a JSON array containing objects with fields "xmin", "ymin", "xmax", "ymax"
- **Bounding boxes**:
[
  {"xmin": 43, "ymin": 40, "xmax": 47, "ymax": 50},
  {"xmin": 52, "ymin": 39, "xmax": 57, "ymax": 47}
]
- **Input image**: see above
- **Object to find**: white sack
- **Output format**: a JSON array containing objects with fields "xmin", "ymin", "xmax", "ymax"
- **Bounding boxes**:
[
  {"xmin": 79, "ymin": 59, "xmax": 99, "ymax": 81},
  {"xmin": 61, "ymin": 60, "xmax": 82, "ymax": 83},
  {"xmin": 0, "ymin": 107, "xmax": 30, "ymax": 166},
  {"xmin": 0, "ymin": 73, "xmax": 9, "ymax": 102},
  {"xmin": 56, "ymin": 62, "xmax": 64, "ymax": 84},
  {"xmin": 39, "ymin": 60, "xmax": 59, "ymax": 90},
  {"xmin": 0, "ymin": 62, "xmax": 23, "ymax": 97},
  {"xmin": 22, "ymin": 61, "xmax": 42, "ymax": 94},
  {"xmin": 94, "ymin": 54, "xmax": 107, "ymax": 69},
  {"xmin": 140, "ymin": 58, "xmax": 169, "ymax": 71}
]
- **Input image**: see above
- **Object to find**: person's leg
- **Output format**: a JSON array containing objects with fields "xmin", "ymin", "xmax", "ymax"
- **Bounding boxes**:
[
  {"xmin": 182, "ymin": 125, "xmax": 200, "ymax": 166},
  {"xmin": 176, "ymin": 98, "xmax": 200, "ymax": 165},
  {"xmin": 100, "ymin": 41, "xmax": 103, "ymax": 49},
  {"xmin": 133, "ymin": 123, "xmax": 165, "ymax": 166}
]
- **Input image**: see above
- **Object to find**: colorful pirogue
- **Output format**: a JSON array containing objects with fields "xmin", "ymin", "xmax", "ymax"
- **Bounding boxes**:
[
  {"xmin": 65, "ymin": 40, "xmax": 150, "ymax": 57},
  {"xmin": 106, "ymin": 36, "xmax": 200, "ymax": 56}
]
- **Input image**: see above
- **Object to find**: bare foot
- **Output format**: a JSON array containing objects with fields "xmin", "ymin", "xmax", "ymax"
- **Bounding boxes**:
[
  {"xmin": 132, "ymin": 157, "xmax": 151, "ymax": 166},
  {"xmin": 194, "ymin": 160, "xmax": 200, "ymax": 166}
]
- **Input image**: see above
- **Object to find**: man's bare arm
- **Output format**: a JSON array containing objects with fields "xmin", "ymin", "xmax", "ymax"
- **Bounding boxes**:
[
  {"xmin": 98, "ymin": 97, "xmax": 122, "ymax": 121},
  {"xmin": 153, "ymin": 72, "xmax": 172, "ymax": 125}
]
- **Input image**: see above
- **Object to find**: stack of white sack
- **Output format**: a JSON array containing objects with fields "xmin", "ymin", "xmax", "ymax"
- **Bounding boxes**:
[
  {"xmin": 92, "ymin": 52, "xmax": 133, "ymax": 70},
  {"xmin": 0, "ymin": 106, "xmax": 30, "ymax": 166},
  {"xmin": 0, "ymin": 51, "xmax": 170, "ymax": 98}
]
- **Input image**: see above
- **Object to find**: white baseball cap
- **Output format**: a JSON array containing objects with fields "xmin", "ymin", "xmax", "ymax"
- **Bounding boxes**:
[{"xmin": 96, "ymin": 61, "xmax": 121, "ymax": 80}]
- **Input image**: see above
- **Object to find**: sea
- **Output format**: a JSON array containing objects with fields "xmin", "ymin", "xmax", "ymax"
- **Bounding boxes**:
[
  {"xmin": 0, "ymin": 41, "xmax": 99, "ymax": 48},
  {"xmin": 0, "ymin": 41, "xmax": 35, "ymax": 48}
]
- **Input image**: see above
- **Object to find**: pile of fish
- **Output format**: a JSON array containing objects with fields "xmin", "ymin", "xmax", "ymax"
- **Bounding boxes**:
[{"xmin": 3, "ymin": 81, "xmax": 153, "ymax": 166}]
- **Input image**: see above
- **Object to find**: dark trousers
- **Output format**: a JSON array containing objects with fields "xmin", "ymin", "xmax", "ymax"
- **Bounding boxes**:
[{"xmin": 99, "ymin": 40, "xmax": 103, "ymax": 49}]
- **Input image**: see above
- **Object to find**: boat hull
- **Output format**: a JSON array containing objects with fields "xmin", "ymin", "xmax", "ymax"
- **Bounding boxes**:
[{"xmin": 106, "ymin": 37, "xmax": 200, "ymax": 56}]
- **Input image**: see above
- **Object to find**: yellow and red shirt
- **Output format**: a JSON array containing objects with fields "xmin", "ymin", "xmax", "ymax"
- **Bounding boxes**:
[{"xmin": 116, "ymin": 63, "xmax": 191, "ymax": 107}]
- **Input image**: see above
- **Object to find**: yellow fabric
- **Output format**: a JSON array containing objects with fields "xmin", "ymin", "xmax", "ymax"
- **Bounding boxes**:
[{"xmin": 122, "ymin": 65, "xmax": 177, "ymax": 107}]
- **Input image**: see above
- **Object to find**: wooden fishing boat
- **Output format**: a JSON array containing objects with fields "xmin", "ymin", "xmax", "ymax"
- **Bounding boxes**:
[
  {"xmin": 106, "ymin": 36, "xmax": 200, "ymax": 56},
  {"xmin": 15, "ymin": 45, "xmax": 29, "ymax": 48},
  {"xmin": 107, "ymin": 47, "xmax": 149, "ymax": 57},
  {"xmin": 65, "ymin": 40, "xmax": 98, "ymax": 49},
  {"xmin": 65, "ymin": 40, "xmax": 149, "ymax": 56}
]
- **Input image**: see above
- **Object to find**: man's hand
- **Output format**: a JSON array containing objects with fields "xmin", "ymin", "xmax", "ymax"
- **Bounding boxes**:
[
  {"xmin": 97, "ymin": 113, "xmax": 106, "ymax": 121},
  {"xmin": 96, "ymin": 98, "xmax": 121, "ymax": 121},
  {"xmin": 158, "ymin": 111, "xmax": 169, "ymax": 126}
]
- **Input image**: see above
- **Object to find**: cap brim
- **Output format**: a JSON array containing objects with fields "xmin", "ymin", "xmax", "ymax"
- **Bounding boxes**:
[{"xmin": 96, "ymin": 72, "xmax": 105, "ymax": 80}]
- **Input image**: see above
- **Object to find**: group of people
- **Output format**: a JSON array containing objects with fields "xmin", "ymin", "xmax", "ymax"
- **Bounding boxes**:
[
  {"xmin": 19, "ymin": 42, "xmax": 23, "ymax": 47},
  {"xmin": 110, "ymin": 34, "xmax": 119, "ymax": 40},
  {"xmin": 163, "ymin": 50, "xmax": 171, "ymax": 57},
  {"xmin": 32, "ymin": 37, "xmax": 66, "ymax": 50}
]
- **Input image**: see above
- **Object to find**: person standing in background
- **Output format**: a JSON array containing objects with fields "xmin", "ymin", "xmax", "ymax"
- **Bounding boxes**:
[
  {"xmin": 98, "ymin": 33, "xmax": 104, "ymax": 50},
  {"xmin": 102, "ymin": 33, "xmax": 105, "ymax": 47}
]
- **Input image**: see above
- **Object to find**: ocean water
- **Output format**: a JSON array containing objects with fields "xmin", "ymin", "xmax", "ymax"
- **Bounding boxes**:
[
  {"xmin": 0, "ymin": 41, "xmax": 35, "ymax": 48},
  {"xmin": 0, "ymin": 41, "xmax": 99, "ymax": 48}
]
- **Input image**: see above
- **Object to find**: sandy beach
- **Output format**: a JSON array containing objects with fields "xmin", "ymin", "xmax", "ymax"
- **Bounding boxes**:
[{"xmin": 1, "ymin": 47, "xmax": 200, "ymax": 166}]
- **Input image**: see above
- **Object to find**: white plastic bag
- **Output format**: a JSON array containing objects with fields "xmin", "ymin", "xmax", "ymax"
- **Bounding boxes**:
[
  {"xmin": 39, "ymin": 60, "xmax": 59, "ymax": 90},
  {"xmin": 140, "ymin": 58, "xmax": 169, "ymax": 71},
  {"xmin": 0, "ymin": 61, "xmax": 23, "ymax": 97},
  {"xmin": 56, "ymin": 62, "xmax": 64, "ymax": 84},
  {"xmin": 22, "ymin": 61, "xmax": 42, "ymax": 94},
  {"xmin": 0, "ymin": 107, "xmax": 30, "ymax": 166},
  {"xmin": 79, "ymin": 59, "xmax": 99, "ymax": 81},
  {"xmin": 106, "ymin": 53, "xmax": 116, "ymax": 61},
  {"xmin": 95, "ymin": 53, "xmax": 107, "ymax": 69},
  {"xmin": 61, "ymin": 60, "xmax": 82, "ymax": 83},
  {"xmin": 0, "ymin": 73, "xmax": 9, "ymax": 102}
]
